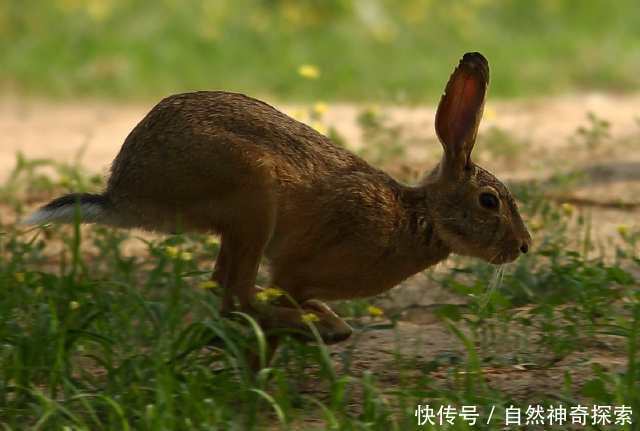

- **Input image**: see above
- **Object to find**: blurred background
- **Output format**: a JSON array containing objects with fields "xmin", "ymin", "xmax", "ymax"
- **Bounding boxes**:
[{"xmin": 2, "ymin": 0, "xmax": 640, "ymax": 102}]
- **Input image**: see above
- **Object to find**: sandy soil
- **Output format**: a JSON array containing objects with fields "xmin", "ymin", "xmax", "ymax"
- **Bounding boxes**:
[
  {"xmin": 2, "ymin": 94, "xmax": 639, "ymax": 406},
  {"xmin": 2, "ymin": 92, "xmax": 640, "ymax": 182}
]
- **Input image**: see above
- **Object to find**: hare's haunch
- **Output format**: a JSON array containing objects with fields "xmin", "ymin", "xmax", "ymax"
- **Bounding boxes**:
[{"xmin": 25, "ymin": 52, "xmax": 531, "ymax": 345}]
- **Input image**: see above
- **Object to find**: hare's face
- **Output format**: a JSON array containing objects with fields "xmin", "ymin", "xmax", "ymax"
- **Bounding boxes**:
[
  {"xmin": 430, "ymin": 52, "xmax": 531, "ymax": 264},
  {"xmin": 431, "ymin": 165, "xmax": 531, "ymax": 264}
]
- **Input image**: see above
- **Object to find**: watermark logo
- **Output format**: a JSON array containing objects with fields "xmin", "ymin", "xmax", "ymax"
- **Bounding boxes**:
[{"xmin": 414, "ymin": 404, "xmax": 632, "ymax": 427}]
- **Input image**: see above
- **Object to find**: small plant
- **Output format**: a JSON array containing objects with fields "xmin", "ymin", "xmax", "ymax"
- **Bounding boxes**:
[
  {"xmin": 570, "ymin": 112, "xmax": 611, "ymax": 150},
  {"xmin": 356, "ymin": 106, "xmax": 406, "ymax": 165},
  {"xmin": 478, "ymin": 126, "xmax": 527, "ymax": 164}
]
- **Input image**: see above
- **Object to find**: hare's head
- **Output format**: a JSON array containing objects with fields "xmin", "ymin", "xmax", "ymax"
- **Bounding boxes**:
[{"xmin": 427, "ymin": 52, "xmax": 531, "ymax": 264}]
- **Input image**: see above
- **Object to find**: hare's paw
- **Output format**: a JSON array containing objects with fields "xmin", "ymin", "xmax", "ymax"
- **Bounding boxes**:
[
  {"xmin": 299, "ymin": 299, "xmax": 353, "ymax": 344},
  {"xmin": 250, "ymin": 294, "xmax": 352, "ymax": 344}
]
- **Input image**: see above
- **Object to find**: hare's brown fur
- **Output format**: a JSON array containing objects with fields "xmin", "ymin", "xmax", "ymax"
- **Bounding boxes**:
[
  {"xmin": 107, "ymin": 91, "xmax": 451, "ymax": 301},
  {"xmin": 26, "ymin": 53, "xmax": 531, "ymax": 344}
]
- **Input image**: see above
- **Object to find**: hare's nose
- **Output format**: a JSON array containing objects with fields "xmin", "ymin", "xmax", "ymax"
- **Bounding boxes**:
[{"xmin": 520, "ymin": 243, "xmax": 529, "ymax": 254}]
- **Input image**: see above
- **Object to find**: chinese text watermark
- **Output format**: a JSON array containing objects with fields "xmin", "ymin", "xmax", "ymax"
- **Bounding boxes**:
[{"xmin": 414, "ymin": 404, "xmax": 632, "ymax": 427}]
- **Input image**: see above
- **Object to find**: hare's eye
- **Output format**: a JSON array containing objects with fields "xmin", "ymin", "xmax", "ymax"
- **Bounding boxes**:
[{"xmin": 479, "ymin": 192, "xmax": 500, "ymax": 210}]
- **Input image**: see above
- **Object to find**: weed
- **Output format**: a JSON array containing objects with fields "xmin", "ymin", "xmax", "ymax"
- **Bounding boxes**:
[
  {"xmin": 477, "ymin": 126, "xmax": 527, "ymax": 165},
  {"xmin": 356, "ymin": 107, "xmax": 406, "ymax": 166},
  {"xmin": 570, "ymin": 112, "xmax": 611, "ymax": 150}
]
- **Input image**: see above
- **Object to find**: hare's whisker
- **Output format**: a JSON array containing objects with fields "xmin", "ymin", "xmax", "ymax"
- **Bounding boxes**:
[{"xmin": 480, "ymin": 264, "xmax": 505, "ymax": 310}]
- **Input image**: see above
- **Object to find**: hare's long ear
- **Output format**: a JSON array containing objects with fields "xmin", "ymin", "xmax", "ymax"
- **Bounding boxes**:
[{"xmin": 435, "ymin": 52, "xmax": 489, "ymax": 177}]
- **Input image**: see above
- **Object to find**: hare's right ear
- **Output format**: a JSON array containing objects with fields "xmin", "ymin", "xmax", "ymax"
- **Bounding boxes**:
[{"xmin": 435, "ymin": 52, "xmax": 489, "ymax": 177}]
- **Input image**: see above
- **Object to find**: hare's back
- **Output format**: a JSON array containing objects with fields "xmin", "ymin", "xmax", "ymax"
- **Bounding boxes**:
[{"xmin": 107, "ymin": 91, "xmax": 371, "ymax": 199}]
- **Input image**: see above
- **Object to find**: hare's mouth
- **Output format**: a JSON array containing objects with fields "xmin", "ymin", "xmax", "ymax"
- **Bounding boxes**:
[{"xmin": 489, "ymin": 250, "xmax": 519, "ymax": 265}]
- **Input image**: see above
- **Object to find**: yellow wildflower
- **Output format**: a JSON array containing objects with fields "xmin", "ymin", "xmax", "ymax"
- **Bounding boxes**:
[
  {"xmin": 165, "ymin": 246, "xmax": 179, "ymax": 258},
  {"xmin": 298, "ymin": 64, "xmax": 320, "ymax": 79},
  {"xmin": 365, "ymin": 104, "xmax": 380, "ymax": 116},
  {"xmin": 69, "ymin": 301, "xmax": 80, "ymax": 310},
  {"xmin": 484, "ymin": 105, "xmax": 497, "ymax": 121},
  {"xmin": 205, "ymin": 236, "xmax": 219, "ymax": 247},
  {"xmin": 14, "ymin": 272, "xmax": 25, "ymax": 283},
  {"xmin": 58, "ymin": 174, "xmax": 72, "ymax": 187},
  {"xmin": 310, "ymin": 122, "xmax": 328, "ymax": 136},
  {"xmin": 313, "ymin": 102, "xmax": 328, "ymax": 116},
  {"xmin": 198, "ymin": 280, "xmax": 218, "ymax": 290},
  {"xmin": 617, "ymin": 225, "xmax": 629, "ymax": 237},
  {"xmin": 367, "ymin": 305, "xmax": 384, "ymax": 317},
  {"xmin": 301, "ymin": 312, "xmax": 320, "ymax": 324},
  {"xmin": 561, "ymin": 203, "xmax": 575, "ymax": 217},
  {"xmin": 255, "ymin": 287, "xmax": 285, "ymax": 302},
  {"xmin": 288, "ymin": 108, "xmax": 307, "ymax": 122},
  {"xmin": 529, "ymin": 218, "xmax": 544, "ymax": 232},
  {"xmin": 179, "ymin": 251, "xmax": 193, "ymax": 261}
]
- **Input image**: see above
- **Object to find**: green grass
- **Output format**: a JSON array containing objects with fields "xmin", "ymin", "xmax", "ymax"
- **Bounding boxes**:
[
  {"xmin": 2, "ymin": 0, "xmax": 640, "ymax": 102},
  {"xmin": 1, "ymin": 142, "xmax": 639, "ymax": 429}
]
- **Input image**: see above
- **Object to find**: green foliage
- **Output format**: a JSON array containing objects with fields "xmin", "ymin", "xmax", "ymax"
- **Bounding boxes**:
[
  {"xmin": 477, "ymin": 127, "xmax": 527, "ymax": 164},
  {"xmin": 356, "ymin": 107, "xmax": 406, "ymax": 165},
  {"xmin": 1, "ymin": 153, "xmax": 638, "ymax": 429},
  {"xmin": 570, "ymin": 112, "xmax": 612, "ymax": 150},
  {"xmin": 2, "ymin": 0, "xmax": 640, "ymax": 101}
]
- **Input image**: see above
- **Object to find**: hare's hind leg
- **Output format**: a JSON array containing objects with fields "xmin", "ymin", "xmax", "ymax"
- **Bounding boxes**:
[
  {"xmin": 219, "ymin": 195, "xmax": 276, "ymax": 312},
  {"xmin": 213, "ymin": 178, "xmax": 352, "ymax": 344},
  {"xmin": 253, "ymin": 296, "xmax": 353, "ymax": 344},
  {"xmin": 218, "ymin": 230, "xmax": 352, "ymax": 343}
]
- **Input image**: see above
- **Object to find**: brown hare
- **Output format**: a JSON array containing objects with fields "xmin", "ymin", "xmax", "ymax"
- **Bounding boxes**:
[{"xmin": 24, "ymin": 52, "xmax": 531, "ymax": 345}]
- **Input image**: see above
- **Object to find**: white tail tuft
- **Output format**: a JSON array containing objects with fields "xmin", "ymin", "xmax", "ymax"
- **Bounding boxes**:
[
  {"xmin": 21, "ymin": 204, "xmax": 103, "ymax": 225},
  {"xmin": 21, "ymin": 193, "xmax": 109, "ymax": 226}
]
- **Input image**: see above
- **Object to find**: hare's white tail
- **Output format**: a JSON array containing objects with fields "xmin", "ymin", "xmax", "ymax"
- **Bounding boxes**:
[{"xmin": 22, "ymin": 193, "xmax": 112, "ymax": 225}]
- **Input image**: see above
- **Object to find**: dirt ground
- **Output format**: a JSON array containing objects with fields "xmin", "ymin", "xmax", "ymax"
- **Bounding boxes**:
[{"xmin": 2, "ymin": 93, "xmax": 639, "ymax": 405}]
